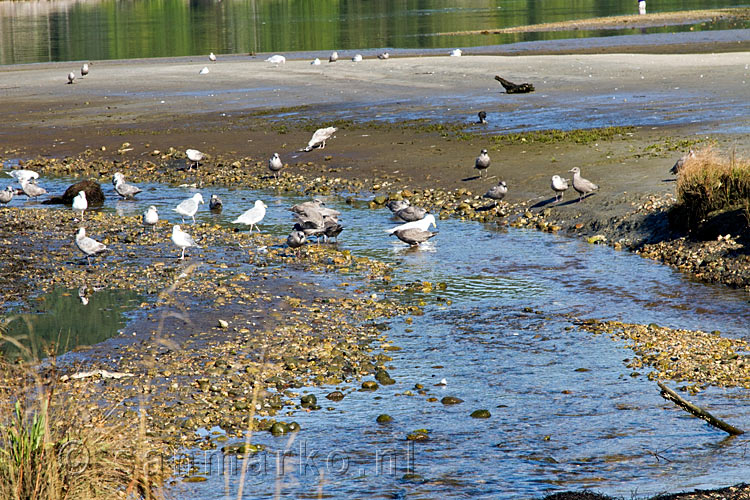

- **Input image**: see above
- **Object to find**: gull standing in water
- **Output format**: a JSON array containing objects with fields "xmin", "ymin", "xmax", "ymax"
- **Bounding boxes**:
[
  {"xmin": 477, "ymin": 111, "xmax": 487, "ymax": 124},
  {"xmin": 20, "ymin": 178, "xmax": 47, "ymax": 198},
  {"xmin": 174, "ymin": 193, "xmax": 204, "ymax": 223},
  {"xmin": 75, "ymin": 227, "xmax": 107, "ymax": 265},
  {"xmin": 171, "ymin": 225, "xmax": 200, "ymax": 260},
  {"xmin": 569, "ymin": 167, "xmax": 599, "ymax": 202},
  {"xmin": 7, "ymin": 169, "xmax": 39, "ymax": 184},
  {"xmin": 143, "ymin": 206, "xmax": 159, "ymax": 231},
  {"xmin": 302, "ymin": 127, "xmax": 337, "ymax": 151},
  {"xmin": 232, "ymin": 200, "xmax": 267, "ymax": 232},
  {"xmin": 209, "ymin": 194, "xmax": 223, "ymax": 211},
  {"xmin": 113, "ymin": 172, "xmax": 141, "ymax": 199},
  {"xmin": 268, "ymin": 153, "xmax": 283, "ymax": 178},
  {"xmin": 185, "ymin": 149, "xmax": 204, "ymax": 170},
  {"xmin": 475, "ymin": 149, "xmax": 490, "ymax": 177},
  {"xmin": 391, "ymin": 228, "xmax": 437, "ymax": 247},
  {"xmin": 386, "ymin": 213, "xmax": 437, "ymax": 234},
  {"xmin": 0, "ymin": 186, "xmax": 15, "ymax": 205},
  {"xmin": 72, "ymin": 191, "xmax": 87, "ymax": 219},
  {"xmin": 395, "ymin": 206, "xmax": 427, "ymax": 222},
  {"xmin": 551, "ymin": 175, "xmax": 569, "ymax": 202}
]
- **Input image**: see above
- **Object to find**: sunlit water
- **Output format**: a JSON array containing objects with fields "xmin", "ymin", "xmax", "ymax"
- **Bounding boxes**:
[
  {"xmin": 1, "ymin": 0, "xmax": 749, "ymax": 64},
  {"xmin": 3, "ymin": 173, "xmax": 750, "ymax": 498}
]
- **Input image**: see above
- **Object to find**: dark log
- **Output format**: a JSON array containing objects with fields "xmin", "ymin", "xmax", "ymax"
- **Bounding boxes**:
[
  {"xmin": 494, "ymin": 75, "xmax": 535, "ymax": 94},
  {"xmin": 42, "ymin": 180, "xmax": 105, "ymax": 206},
  {"xmin": 657, "ymin": 381, "xmax": 744, "ymax": 436}
]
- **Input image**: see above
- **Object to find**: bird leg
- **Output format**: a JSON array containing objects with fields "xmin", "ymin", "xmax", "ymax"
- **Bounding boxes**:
[{"xmin": 180, "ymin": 249, "xmax": 186, "ymax": 260}]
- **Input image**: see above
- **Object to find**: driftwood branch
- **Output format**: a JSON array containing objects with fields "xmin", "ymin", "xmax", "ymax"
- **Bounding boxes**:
[
  {"xmin": 494, "ymin": 76, "xmax": 535, "ymax": 94},
  {"xmin": 657, "ymin": 381, "xmax": 744, "ymax": 436}
]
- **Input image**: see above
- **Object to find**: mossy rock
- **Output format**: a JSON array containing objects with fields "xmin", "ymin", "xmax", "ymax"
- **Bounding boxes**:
[
  {"xmin": 361, "ymin": 381, "xmax": 379, "ymax": 391},
  {"xmin": 376, "ymin": 414, "xmax": 393, "ymax": 424},
  {"xmin": 326, "ymin": 391, "xmax": 345, "ymax": 401},
  {"xmin": 470, "ymin": 409, "xmax": 491, "ymax": 419},
  {"xmin": 441, "ymin": 396, "xmax": 464, "ymax": 405}
]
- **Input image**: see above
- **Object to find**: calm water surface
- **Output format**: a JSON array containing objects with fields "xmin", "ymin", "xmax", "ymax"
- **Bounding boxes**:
[
  {"xmin": 1, "ymin": 0, "xmax": 749, "ymax": 64},
  {"xmin": 3, "ymin": 173, "xmax": 750, "ymax": 498}
]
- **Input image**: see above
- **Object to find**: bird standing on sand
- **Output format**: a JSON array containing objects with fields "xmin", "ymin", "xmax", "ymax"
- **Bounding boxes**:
[
  {"xmin": 113, "ymin": 172, "xmax": 141, "ymax": 199},
  {"xmin": 72, "ymin": 191, "xmax": 87, "ymax": 219},
  {"xmin": 475, "ymin": 149, "xmax": 491, "ymax": 177},
  {"xmin": 477, "ymin": 111, "xmax": 487, "ymax": 124},
  {"xmin": 75, "ymin": 227, "xmax": 107, "ymax": 265},
  {"xmin": 143, "ymin": 206, "xmax": 159, "ymax": 231},
  {"xmin": 450, "ymin": 49, "xmax": 462, "ymax": 57},
  {"xmin": 67, "ymin": 72, "xmax": 75, "ymax": 84},
  {"xmin": 329, "ymin": 51, "xmax": 339, "ymax": 63},
  {"xmin": 266, "ymin": 55, "xmax": 286, "ymax": 64},
  {"xmin": 20, "ymin": 178, "xmax": 46, "ymax": 198},
  {"xmin": 378, "ymin": 52, "xmax": 390, "ymax": 60},
  {"xmin": 268, "ymin": 153, "xmax": 283, "ymax": 178},
  {"xmin": 287, "ymin": 230, "xmax": 307, "ymax": 256},
  {"xmin": 174, "ymin": 193, "xmax": 204, "ymax": 224},
  {"xmin": 303, "ymin": 127, "xmax": 337, "ymax": 151},
  {"xmin": 81, "ymin": 63, "xmax": 89, "ymax": 77},
  {"xmin": 232, "ymin": 200, "xmax": 267, "ymax": 232},
  {"xmin": 311, "ymin": 58, "xmax": 321, "ymax": 65},
  {"xmin": 0, "ymin": 186, "xmax": 15, "ymax": 205},
  {"xmin": 392, "ymin": 228, "xmax": 437, "ymax": 247},
  {"xmin": 209, "ymin": 194, "xmax": 223, "ymax": 211},
  {"xmin": 569, "ymin": 167, "xmax": 598, "ymax": 202},
  {"xmin": 670, "ymin": 149, "xmax": 696, "ymax": 175},
  {"xmin": 551, "ymin": 175, "xmax": 569, "ymax": 202},
  {"xmin": 352, "ymin": 54, "xmax": 363, "ymax": 62},
  {"xmin": 483, "ymin": 181, "xmax": 507, "ymax": 201},
  {"xmin": 209, "ymin": 52, "xmax": 217, "ymax": 62},
  {"xmin": 185, "ymin": 149, "xmax": 204, "ymax": 170},
  {"xmin": 171, "ymin": 225, "xmax": 199, "ymax": 260}
]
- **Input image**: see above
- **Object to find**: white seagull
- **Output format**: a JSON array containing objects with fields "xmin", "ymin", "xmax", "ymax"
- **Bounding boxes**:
[
  {"xmin": 113, "ymin": 172, "xmax": 141, "ymax": 199},
  {"xmin": 171, "ymin": 225, "xmax": 200, "ymax": 260},
  {"xmin": 75, "ymin": 227, "xmax": 107, "ymax": 265},
  {"xmin": 67, "ymin": 72, "xmax": 76, "ymax": 84},
  {"xmin": 7, "ymin": 169, "xmax": 39, "ymax": 184},
  {"xmin": 329, "ymin": 51, "xmax": 339, "ymax": 63},
  {"xmin": 551, "ymin": 175, "xmax": 569, "ymax": 202},
  {"xmin": 199, "ymin": 66, "xmax": 209, "ymax": 75},
  {"xmin": 81, "ymin": 63, "xmax": 89, "ymax": 77},
  {"xmin": 19, "ymin": 178, "xmax": 47, "ymax": 198},
  {"xmin": 143, "ymin": 206, "xmax": 159, "ymax": 231},
  {"xmin": 185, "ymin": 149, "xmax": 204, "ymax": 169},
  {"xmin": 378, "ymin": 52, "xmax": 390, "ymax": 60},
  {"xmin": 0, "ymin": 186, "xmax": 15, "ymax": 205},
  {"xmin": 174, "ymin": 193, "xmax": 204, "ymax": 224},
  {"xmin": 302, "ymin": 127, "xmax": 337, "ymax": 152},
  {"xmin": 268, "ymin": 153, "xmax": 283, "ymax": 178},
  {"xmin": 450, "ymin": 49, "xmax": 462, "ymax": 57},
  {"xmin": 386, "ymin": 213, "xmax": 437, "ymax": 234},
  {"xmin": 209, "ymin": 52, "xmax": 217, "ymax": 62},
  {"xmin": 232, "ymin": 200, "xmax": 267, "ymax": 232},
  {"xmin": 72, "ymin": 190, "xmax": 87, "ymax": 219},
  {"xmin": 266, "ymin": 55, "xmax": 286, "ymax": 64},
  {"xmin": 352, "ymin": 54, "xmax": 363, "ymax": 62},
  {"xmin": 311, "ymin": 58, "xmax": 321, "ymax": 65}
]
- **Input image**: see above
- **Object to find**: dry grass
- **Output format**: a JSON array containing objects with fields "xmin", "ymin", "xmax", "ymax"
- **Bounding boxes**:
[{"xmin": 674, "ymin": 147, "xmax": 750, "ymax": 229}]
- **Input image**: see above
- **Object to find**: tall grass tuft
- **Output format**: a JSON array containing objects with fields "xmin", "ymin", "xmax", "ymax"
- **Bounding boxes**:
[{"xmin": 673, "ymin": 146, "xmax": 750, "ymax": 229}]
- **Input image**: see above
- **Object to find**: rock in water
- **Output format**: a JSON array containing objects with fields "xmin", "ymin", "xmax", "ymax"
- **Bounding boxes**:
[{"xmin": 42, "ymin": 180, "xmax": 105, "ymax": 206}]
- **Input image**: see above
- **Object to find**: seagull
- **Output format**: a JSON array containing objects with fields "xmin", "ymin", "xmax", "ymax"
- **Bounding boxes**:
[
  {"xmin": 113, "ymin": 172, "xmax": 141, "ymax": 199},
  {"xmin": 311, "ymin": 58, "xmax": 321, "ymax": 65},
  {"xmin": 483, "ymin": 181, "xmax": 507, "ymax": 201},
  {"xmin": 378, "ymin": 52, "xmax": 390, "ymax": 60},
  {"xmin": 551, "ymin": 175, "xmax": 569, "ymax": 202},
  {"xmin": 75, "ymin": 227, "xmax": 107, "ymax": 265},
  {"xmin": 0, "ymin": 186, "xmax": 15, "ymax": 205},
  {"xmin": 266, "ymin": 55, "xmax": 286, "ymax": 64},
  {"xmin": 199, "ymin": 67, "xmax": 209, "ymax": 75},
  {"xmin": 72, "ymin": 191, "xmax": 87, "ymax": 219},
  {"xmin": 323, "ymin": 218, "xmax": 344, "ymax": 243},
  {"xmin": 386, "ymin": 213, "xmax": 437, "ymax": 234},
  {"xmin": 209, "ymin": 194, "xmax": 223, "ymax": 211},
  {"xmin": 7, "ymin": 169, "xmax": 39, "ymax": 184},
  {"xmin": 302, "ymin": 127, "xmax": 337, "ymax": 152},
  {"xmin": 450, "ymin": 49, "xmax": 462, "ymax": 57},
  {"xmin": 638, "ymin": 0, "xmax": 647, "ymax": 15},
  {"xmin": 395, "ymin": 206, "xmax": 427, "ymax": 222},
  {"xmin": 232, "ymin": 200, "xmax": 267, "ymax": 232},
  {"xmin": 143, "ymin": 205, "xmax": 159, "ymax": 231},
  {"xmin": 291, "ymin": 199, "xmax": 340, "ymax": 219},
  {"xmin": 391, "ymin": 228, "xmax": 437, "ymax": 247},
  {"xmin": 78, "ymin": 285, "xmax": 89, "ymax": 305},
  {"xmin": 569, "ymin": 167, "xmax": 599, "ymax": 202},
  {"xmin": 209, "ymin": 52, "xmax": 217, "ymax": 62},
  {"xmin": 185, "ymin": 149, "xmax": 204, "ymax": 169},
  {"xmin": 81, "ymin": 63, "xmax": 89, "ymax": 77},
  {"xmin": 268, "ymin": 153, "xmax": 283, "ymax": 178},
  {"xmin": 174, "ymin": 193, "xmax": 204, "ymax": 223},
  {"xmin": 19, "ymin": 178, "xmax": 47, "ymax": 198},
  {"xmin": 329, "ymin": 51, "xmax": 339, "ymax": 63},
  {"xmin": 477, "ymin": 111, "xmax": 487, "ymax": 124},
  {"xmin": 670, "ymin": 149, "xmax": 696, "ymax": 175},
  {"xmin": 286, "ymin": 230, "xmax": 307, "ymax": 256},
  {"xmin": 475, "ymin": 149, "xmax": 490, "ymax": 177},
  {"xmin": 352, "ymin": 54, "xmax": 363, "ymax": 62},
  {"xmin": 386, "ymin": 199, "xmax": 410, "ymax": 213},
  {"xmin": 67, "ymin": 72, "xmax": 75, "ymax": 84},
  {"xmin": 171, "ymin": 225, "xmax": 200, "ymax": 260}
]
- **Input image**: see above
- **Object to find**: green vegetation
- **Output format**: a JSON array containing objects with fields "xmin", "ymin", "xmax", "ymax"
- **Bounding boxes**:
[
  {"xmin": 492, "ymin": 126, "xmax": 635, "ymax": 146},
  {"xmin": 674, "ymin": 147, "xmax": 750, "ymax": 228}
]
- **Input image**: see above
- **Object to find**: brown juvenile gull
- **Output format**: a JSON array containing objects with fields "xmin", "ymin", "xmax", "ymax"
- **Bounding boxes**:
[
  {"xmin": 0, "ymin": 185, "xmax": 15, "ymax": 205},
  {"xmin": 171, "ymin": 225, "xmax": 200, "ymax": 260},
  {"xmin": 75, "ymin": 227, "xmax": 107, "ymax": 265},
  {"xmin": 268, "ymin": 153, "xmax": 283, "ymax": 178},
  {"xmin": 287, "ymin": 230, "xmax": 307, "ymax": 256},
  {"xmin": 20, "ymin": 178, "xmax": 47, "ymax": 198},
  {"xmin": 395, "ymin": 206, "xmax": 427, "ymax": 222},
  {"xmin": 174, "ymin": 193, "xmax": 204, "ymax": 223},
  {"xmin": 302, "ymin": 127, "xmax": 337, "ymax": 152},
  {"xmin": 386, "ymin": 199, "xmax": 410, "ymax": 213},
  {"xmin": 483, "ymin": 181, "xmax": 507, "ymax": 201},
  {"xmin": 323, "ymin": 218, "xmax": 344, "ymax": 243},
  {"xmin": 291, "ymin": 199, "xmax": 340, "ymax": 219},
  {"xmin": 551, "ymin": 175, "xmax": 569, "ymax": 202},
  {"xmin": 670, "ymin": 149, "xmax": 696, "ymax": 175},
  {"xmin": 113, "ymin": 172, "xmax": 141, "ymax": 199},
  {"xmin": 569, "ymin": 167, "xmax": 598, "ymax": 202},
  {"xmin": 475, "ymin": 149, "xmax": 490, "ymax": 177},
  {"xmin": 391, "ymin": 228, "xmax": 437, "ymax": 247}
]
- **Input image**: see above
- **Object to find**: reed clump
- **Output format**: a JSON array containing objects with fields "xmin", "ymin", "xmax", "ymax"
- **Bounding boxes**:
[{"xmin": 674, "ymin": 147, "xmax": 750, "ymax": 229}]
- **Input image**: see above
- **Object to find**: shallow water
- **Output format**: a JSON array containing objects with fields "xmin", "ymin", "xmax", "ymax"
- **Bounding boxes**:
[
  {"xmin": 4, "ymin": 173, "xmax": 750, "ymax": 498},
  {"xmin": 1, "ymin": 0, "xmax": 749, "ymax": 65}
]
